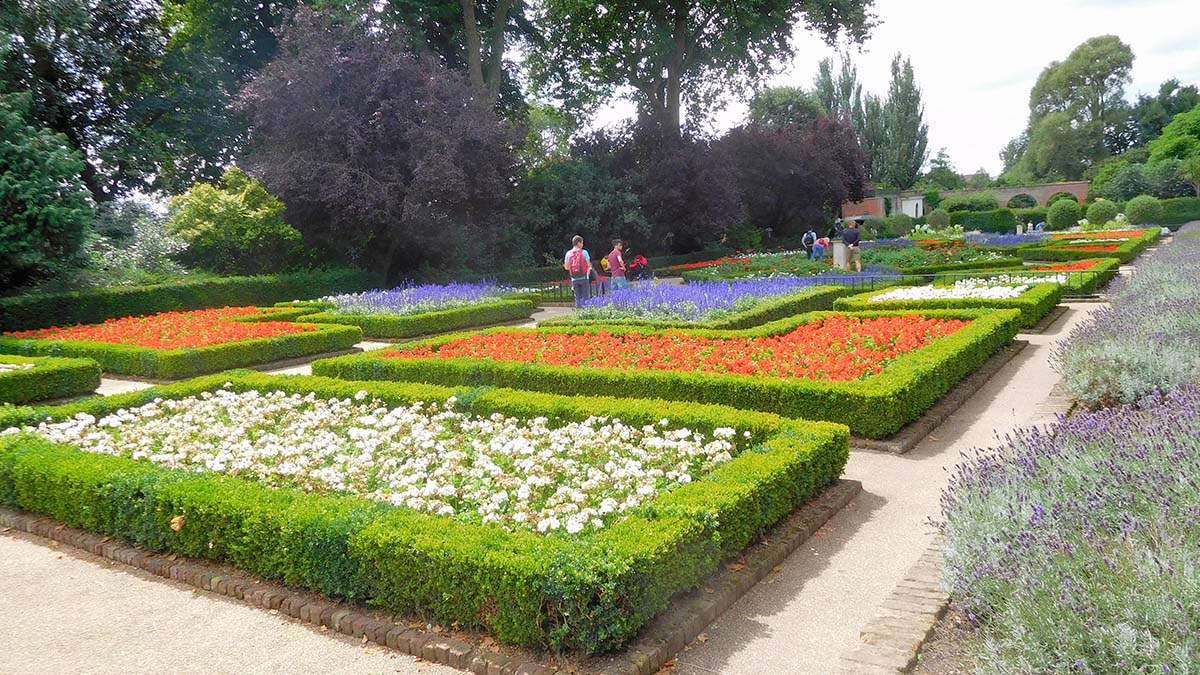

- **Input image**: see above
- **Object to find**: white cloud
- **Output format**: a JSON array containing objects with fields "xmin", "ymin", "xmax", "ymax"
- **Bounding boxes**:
[{"xmin": 593, "ymin": 0, "xmax": 1200, "ymax": 176}]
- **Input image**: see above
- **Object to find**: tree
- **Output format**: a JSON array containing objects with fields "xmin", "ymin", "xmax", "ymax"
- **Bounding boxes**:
[
  {"xmin": 237, "ymin": 8, "xmax": 521, "ymax": 280},
  {"xmin": 747, "ymin": 87, "xmax": 826, "ymax": 130},
  {"xmin": 1096, "ymin": 162, "xmax": 1149, "ymax": 201},
  {"xmin": 718, "ymin": 117, "xmax": 866, "ymax": 238},
  {"xmin": 923, "ymin": 148, "xmax": 965, "ymax": 191},
  {"xmin": 965, "ymin": 169, "xmax": 991, "ymax": 189},
  {"xmin": 531, "ymin": 0, "xmax": 876, "ymax": 138},
  {"xmin": 1124, "ymin": 79, "xmax": 1200, "ymax": 148},
  {"xmin": 1179, "ymin": 155, "xmax": 1200, "ymax": 197},
  {"xmin": 1021, "ymin": 111, "xmax": 1103, "ymax": 180},
  {"xmin": 876, "ymin": 53, "xmax": 927, "ymax": 190},
  {"xmin": 814, "ymin": 55, "xmax": 864, "ymax": 125},
  {"xmin": 166, "ymin": 167, "xmax": 306, "ymax": 274},
  {"xmin": 0, "ymin": 90, "xmax": 94, "ymax": 288},
  {"xmin": 1145, "ymin": 159, "xmax": 1193, "ymax": 199},
  {"xmin": 1148, "ymin": 102, "xmax": 1200, "ymax": 162}
]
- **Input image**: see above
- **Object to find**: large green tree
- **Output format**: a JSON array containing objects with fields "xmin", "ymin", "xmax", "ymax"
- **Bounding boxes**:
[
  {"xmin": 1149, "ymin": 102, "xmax": 1200, "ymax": 162},
  {"xmin": 531, "ymin": 0, "xmax": 876, "ymax": 137},
  {"xmin": 0, "ymin": 90, "xmax": 94, "ymax": 288},
  {"xmin": 813, "ymin": 54, "xmax": 883, "ymax": 181},
  {"xmin": 923, "ymin": 148, "xmax": 965, "ymax": 191},
  {"xmin": 876, "ymin": 53, "xmax": 927, "ymax": 189},
  {"xmin": 747, "ymin": 86, "xmax": 826, "ymax": 130}
]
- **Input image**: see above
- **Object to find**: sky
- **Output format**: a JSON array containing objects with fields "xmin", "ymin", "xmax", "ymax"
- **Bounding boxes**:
[{"xmin": 593, "ymin": 0, "xmax": 1200, "ymax": 177}]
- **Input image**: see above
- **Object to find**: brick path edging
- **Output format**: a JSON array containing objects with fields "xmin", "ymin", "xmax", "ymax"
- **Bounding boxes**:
[
  {"xmin": 0, "ymin": 478, "xmax": 862, "ymax": 675},
  {"xmin": 837, "ymin": 538, "xmax": 948, "ymax": 674}
]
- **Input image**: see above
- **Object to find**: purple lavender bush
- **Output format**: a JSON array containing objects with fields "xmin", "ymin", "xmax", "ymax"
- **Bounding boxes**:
[
  {"xmin": 1053, "ymin": 224, "xmax": 1200, "ymax": 405},
  {"xmin": 964, "ymin": 232, "xmax": 1049, "ymax": 247},
  {"xmin": 939, "ymin": 387, "xmax": 1200, "ymax": 673},
  {"xmin": 322, "ymin": 281, "xmax": 519, "ymax": 316},
  {"xmin": 576, "ymin": 269, "xmax": 899, "ymax": 323}
]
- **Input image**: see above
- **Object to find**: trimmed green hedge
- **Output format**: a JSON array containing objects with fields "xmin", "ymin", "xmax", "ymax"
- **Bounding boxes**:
[
  {"xmin": 899, "ymin": 257, "xmax": 1024, "ymax": 276},
  {"xmin": 1018, "ymin": 229, "xmax": 1161, "ymax": 263},
  {"xmin": 1012, "ymin": 207, "xmax": 1048, "ymax": 226},
  {"xmin": 540, "ymin": 286, "xmax": 851, "ymax": 330},
  {"xmin": 0, "ymin": 313, "xmax": 363, "ymax": 379},
  {"xmin": 944, "ymin": 258, "xmax": 1121, "ymax": 296},
  {"xmin": 0, "ymin": 268, "xmax": 371, "ymax": 332},
  {"xmin": 312, "ymin": 309, "xmax": 1020, "ymax": 439},
  {"xmin": 833, "ymin": 284, "xmax": 1062, "ymax": 329},
  {"xmin": 277, "ymin": 299, "xmax": 537, "ymax": 339},
  {"xmin": 1160, "ymin": 197, "xmax": 1200, "ymax": 226},
  {"xmin": 949, "ymin": 209, "xmax": 1018, "ymax": 233},
  {"xmin": 0, "ymin": 371, "xmax": 847, "ymax": 653},
  {"xmin": 0, "ymin": 355, "xmax": 101, "ymax": 405}
]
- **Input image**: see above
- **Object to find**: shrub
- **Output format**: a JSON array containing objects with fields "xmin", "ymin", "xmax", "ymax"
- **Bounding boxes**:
[
  {"xmin": 1046, "ymin": 199, "xmax": 1082, "ymax": 230},
  {"xmin": 0, "ymin": 268, "xmax": 370, "ymax": 332},
  {"xmin": 1145, "ymin": 159, "xmax": 1194, "ymax": 198},
  {"xmin": 1005, "ymin": 194, "xmax": 1037, "ymax": 209},
  {"xmin": 0, "ymin": 355, "xmax": 100, "ymax": 405},
  {"xmin": 862, "ymin": 216, "xmax": 889, "ymax": 239},
  {"xmin": 939, "ymin": 192, "xmax": 999, "ymax": 213},
  {"xmin": 888, "ymin": 213, "xmax": 915, "ymax": 236},
  {"xmin": 1046, "ymin": 192, "xmax": 1079, "ymax": 206},
  {"xmin": 927, "ymin": 208, "xmax": 951, "ymax": 229},
  {"xmin": 167, "ymin": 167, "xmax": 307, "ymax": 275},
  {"xmin": 1125, "ymin": 194, "xmax": 1163, "ymax": 224},
  {"xmin": 1085, "ymin": 199, "xmax": 1119, "ymax": 225},
  {"xmin": 1160, "ymin": 196, "xmax": 1200, "ymax": 225},
  {"xmin": 1148, "ymin": 101, "xmax": 1200, "ymax": 162},
  {"xmin": 285, "ymin": 299, "xmax": 537, "ymax": 339},
  {"xmin": 948, "ymin": 208, "xmax": 1018, "ymax": 233},
  {"xmin": 834, "ymin": 283, "xmax": 1062, "ymax": 329},
  {"xmin": 1012, "ymin": 207, "xmax": 1048, "ymax": 225}
]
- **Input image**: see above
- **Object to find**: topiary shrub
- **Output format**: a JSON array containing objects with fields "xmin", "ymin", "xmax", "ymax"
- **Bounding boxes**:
[
  {"xmin": 940, "ymin": 193, "xmax": 999, "ymax": 213},
  {"xmin": 1085, "ymin": 200, "xmax": 1119, "ymax": 225},
  {"xmin": 1125, "ymin": 194, "xmax": 1163, "ymax": 225},
  {"xmin": 1047, "ymin": 199, "xmax": 1082, "ymax": 230},
  {"xmin": 927, "ymin": 208, "xmax": 951, "ymax": 229},
  {"xmin": 1047, "ymin": 192, "xmax": 1079, "ymax": 206}
]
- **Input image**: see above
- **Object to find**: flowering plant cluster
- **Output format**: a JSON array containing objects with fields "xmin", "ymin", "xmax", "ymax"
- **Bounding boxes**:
[
  {"xmin": 955, "ymin": 274, "xmax": 1069, "ymax": 286},
  {"xmin": 3, "ymin": 307, "xmax": 314, "ymax": 349},
  {"xmin": 860, "ymin": 243, "xmax": 1011, "ymax": 270},
  {"xmin": 674, "ymin": 253, "xmax": 844, "ymax": 277},
  {"xmin": 869, "ymin": 280, "xmax": 1031, "ymax": 302},
  {"xmin": 1028, "ymin": 259, "xmax": 1103, "ymax": 271},
  {"xmin": 1049, "ymin": 229, "xmax": 1143, "ymax": 240},
  {"xmin": 322, "ymin": 281, "xmax": 524, "ymax": 316},
  {"xmin": 576, "ymin": 277, "xmax": 839, "ymax": 322},
  {"xmin": 1054, "ymin": 224, "xmax": 1200, "ymax": 405},
  {"xmin": 385, "ymin": 315, "xmax": 968, "ymax": 381},
  {"xmin": 1057, "ymin": 244, "xmax": 1120, "ymax": 252},
  {"xmin": 0, "ymin": 362, "xmax": 36, "ymax": 373},
  {"xmin": 939, "ymin": 386, "xmax": 1200, "ymax": 673},
  {"xmin": 964, "ymin": 232, "xmax": 1050, "ymax": 247},
  {"xmin": 6, "ymin": 388, "xmax": 743, "ymax": 536}
]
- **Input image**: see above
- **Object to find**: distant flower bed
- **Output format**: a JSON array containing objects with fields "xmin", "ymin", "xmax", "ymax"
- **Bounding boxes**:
[
  {"xmin": 8, "ymin": 388, "xmax": 740, "ymax": 536},
  {"xmin": 1028, "ymin": 259, "xmax": 1103, "ymax": 271},
  {"xmin": 1058, "ymin": 244, "xmax": 1120, "ymax": 252},
  {"xmin": 870, "ymin": 280, "xmax": 1030, "ymax": 301},
  {"xmin": 862, "ymin": 242, "xmax": 1011, "ymax": 269},
  {"xmin": 964, "ymin": 232, "xmax": 1050, "ymax": 247},
  {"xmin": 1050, "ymin": 229, "xmax": 1145, "ymax": 240},
  {"xmin": 671, "ymin": 252, "xmax": 841, "ymax": 277},
  {"xmin": 3, "ymin": 307, "xmax": 312, "ymax": 349},
  {"xmin": 385, "ymin": 315, "xmax": 969, "ymax": 381},
  {"xmin": 576, "ymin": 277, "xmax": 843, "ymax": 322},
  {"xmin": 323, "ymin": 281, "xmax": 522, "ymax": 316}
]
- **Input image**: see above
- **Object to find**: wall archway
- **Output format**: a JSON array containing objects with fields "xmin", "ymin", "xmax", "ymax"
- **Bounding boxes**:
[{"xmin": 1006, "ymin": 194, "xmax": 1037, "ymax": 209}]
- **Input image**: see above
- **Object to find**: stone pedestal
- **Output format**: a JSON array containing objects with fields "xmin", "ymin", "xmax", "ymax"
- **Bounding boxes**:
[
  {"xmin": 833, "ymin": 241, "xmax": 848, "ymax": 270},
  {"xmin": 1016, "ymin": 222, "xmax": 1024, "ymax": 235}
]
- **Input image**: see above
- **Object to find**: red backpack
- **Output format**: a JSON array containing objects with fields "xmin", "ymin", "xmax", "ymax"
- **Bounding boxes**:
[{"xmin": 567, "ymin": 249, "xmax": 588, "ymax": 278}]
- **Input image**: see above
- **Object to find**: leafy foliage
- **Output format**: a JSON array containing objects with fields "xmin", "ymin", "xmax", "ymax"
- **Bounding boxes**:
[
  {"xmin": 876, "ymin": 54, "xmax": 928, "ymax": 190},
  {"xmin": 1005, "ymin": 194, "xmax": 1037, "ymax": 209},
  {"xmin": 0, "ymin": 91, "xmax": 94, "ymax": 289},
  {"xmin": 1085, "ymin": 200, "xmax": 1118, "ymax": 225},
  {"xmin": 1124, "ymin": 194, "xmax": 1162, "ymax": 225},
  {"xmin": 1047, "ymin": 198, "xmax": 1081, "ymax": 230},
  {"xmin": 923, "ymin": 148, "xmax": 965, "ymax": 191},
  {"xmin": 940, "ymin": 193, "xmax": 999, "ymax": 213},
  {"xmin": 927, "ymin": 208, "xmax": 950, "ymax": 229},
  {"xmin": 747, "ymin": 86, "xmax": 826, "ymax": 129},
  {"xmin": 1149, "ymin": 102, "xmax": 1200, "ymax": 162}
]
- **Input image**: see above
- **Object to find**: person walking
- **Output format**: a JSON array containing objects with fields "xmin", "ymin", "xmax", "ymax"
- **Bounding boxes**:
[
  {"xmin": 842, "ymin": 221, "xmax": 862, "ymax": 272},
  {"xmin": 607, "ymin": 239, "xmax": 628, "ymax": 291},
  {"xmin": 802, "ymin": 226, "xmax": 818, "ymax": 259},
  {"xmin": 564, "ymin": 235, "xmax": 592, "ymax": 308}
]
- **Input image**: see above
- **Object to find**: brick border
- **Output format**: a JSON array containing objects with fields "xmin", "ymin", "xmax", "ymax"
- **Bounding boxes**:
[
  {"xmin": 837, "ymin": 538, "xmax": 948, "ymax": 674},
  {"xmin": 0, "ymin": 478, "xmax": 861, "ymax": 675},
  {"xmin": 851, "ymin": 340, "xmax": 1028, "ymax": 454}
]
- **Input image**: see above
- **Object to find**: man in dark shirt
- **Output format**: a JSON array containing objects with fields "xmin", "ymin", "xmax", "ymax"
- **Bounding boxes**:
[{"xmin": 842, "ymin": 221, "xmax": 862, "ymax": 272}]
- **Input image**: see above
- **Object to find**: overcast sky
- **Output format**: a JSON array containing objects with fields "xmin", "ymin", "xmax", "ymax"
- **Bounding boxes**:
[{"xmin": 594, "ymin": 0, "xmax": 1200, "ymax": 176}]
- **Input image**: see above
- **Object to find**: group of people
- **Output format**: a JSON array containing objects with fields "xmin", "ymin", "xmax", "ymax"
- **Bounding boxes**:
[
  {"xmin": 801, "ymin": 221, "xmax": 862, "ymax": 272},
  {"xmin": 564, "ymin": 236, "xmax": 637, "ymax": 308}
]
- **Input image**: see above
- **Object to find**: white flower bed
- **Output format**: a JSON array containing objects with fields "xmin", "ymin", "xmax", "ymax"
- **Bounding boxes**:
[
  {"xmin": 957, "ymin": 274, "xmax": 1069, "ymax": 286},
  {"xmin": 4, "ymin": 388, "xmax": 743, "ymax": 536},
  {"xmin": 869, "ymin": 280, "xmax": 1031, "ymax": 302},
  {"xmin": 0, "ymin": 363, "xmax": 35, "ymax": 373}
]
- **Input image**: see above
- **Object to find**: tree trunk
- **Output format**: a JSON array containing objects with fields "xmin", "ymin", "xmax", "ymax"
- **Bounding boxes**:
[
  {"xmin": 460, "ymin": 0, "xmax": 486, "ymax": 94},
  {"xmin": 664, "ymin": 9, "xmax": 687, "ymax": 139},
  {"xmin": 484, "ymin": 0, "xmax": 514, "ymax": 104}
]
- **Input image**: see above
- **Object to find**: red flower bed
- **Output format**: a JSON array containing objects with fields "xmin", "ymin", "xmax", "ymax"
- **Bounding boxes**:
[
  {"xmin": 1050, "ymin": 230, "xmax": 1144, "ymax": 240},
  {"xmin": 5, "ymin": 307, "xmax": 314, "ymax": 349},
  {"xmin": 1029, "ymin": 260, "xmax": 1102, "ymax": 272},
  {"xmin": 668, "ymin": 256, "xmax": 752, "ymax": 270},
  {"xmin": 1061, "ymin": 244, "xmax": 1120, "ymax": 252},
  {"xmin": 385, "ymin": 314, "xmax": 969, "ymax": 381}
]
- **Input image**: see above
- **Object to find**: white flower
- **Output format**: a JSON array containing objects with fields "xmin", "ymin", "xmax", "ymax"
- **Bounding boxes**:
[{"xmin": 869, "ymin": 281, "xmax": 1029, "ymax": 302}]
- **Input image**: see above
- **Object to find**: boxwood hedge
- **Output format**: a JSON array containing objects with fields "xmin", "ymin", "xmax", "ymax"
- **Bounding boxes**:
[
  {"xmin": 833, "ymin": 283, "xmax": 1062, "ymax": 329},
  {"xmin": 276, "ymin": 298, "xmax": 537, "ymax": 339},
  {"xmin": 0, "ymin": 268, "xmax": 370, "ymax": 332},
  {"xmin": 540, "ymin": 286, "xmax": 851, "ymax": 330},
  {"xmin": 312, "ymin": 309, "xmax": 1021, "ymax": 439},
  {"xmin": 0, "ymin": 354, "xmax": 101, "ymax": 405},
  {"xmin": 945, "ymin": 258, "xmax": 1120, "ymax": 296},
  {"xmin": 1018, "ymin": 229, "xmax": 1161, "ymax": 263},
  {"xmin": 0, "ymin": 371, "xmax": 847, "ymax": 653},
  {"xmin": 0, "ymin": 311, "xmax": 363, "ymax": 380}
]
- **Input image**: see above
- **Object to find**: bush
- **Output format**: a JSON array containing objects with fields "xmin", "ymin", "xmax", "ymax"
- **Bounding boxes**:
[
  {"xmin": 1047, "ymin": 192, "xmax": 1079, "ymax": 206},
  {"xmin": 948, "ymin": 208, "xmax": 1018, "ymax": 233},
  {"xmin": 1145, "ymin": 159, "xmax": 1194, "ymax": 198},
  {"xmin": 0, "ymin": 355, "xmax": 101, "ymax": 405},
  {"xmin": 888, "ymin": 213, "xmax": 915, "ymax": 236},
  {"xmin": 0, "ymin": 371, "xmax": 848, "ymax": 653},
  {"xmin": 312, "ymin": 309, "xmax": 1020, "ymax": 439},
  {"xmin": 939, "ymin": 192, "xmax": 999, "ymax": 213},
  {"xmin": 1085, "ymin": 199, "xmax": 1119, "ymax": 225},
  {"xmin": 927, "ymin": 208, "xmax": 951, "ymax": 229},
  {"xmin": 834, "ymin": 284, "xmax": 1062, "ymax": 329},
  {"xmin": 1160, "ymin": 196, "xmax": 1200, "ymax": 225},
  {"xmin": 1046, "ymin": 199, "xmax": 1082, "ymax": 230},
  {"xmin": 285, "ymin": 299, "xmax": 537, "ymax": 339},
  {"xmin": 1125, "ymin": 194, "xmax": 1163, "ymax": 224},
  {"xmin": 0, "ymin": 268, "xmax": 370, "ymax": 332},
  {"xmin": 167, "ymin": 167, "xmax": 307, "ymax": 275},
  {"xmin": 1005, "ymin": 194, "xmax": 1037, "ymax": 209},
  {"xmin": 1012, "ymin": 207, "xmax": 1048, "ymax": 225},
  {"xmin": 862, "ymin": 216, "xmax": 889, "ymax": 239}
]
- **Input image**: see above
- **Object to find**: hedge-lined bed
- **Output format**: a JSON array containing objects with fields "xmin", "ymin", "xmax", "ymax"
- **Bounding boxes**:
[
  {"xmin": 541, "ymin": 286, "xmax": 851, "ymax": 330},
  {"xmin": 312, "ymin": 309, "xmax": 1020, "ymax": 439},
  {"xmin": 0, "ymin": 355, "xmax": 101, "ymax": 405},
  {"xmin": 0, "ymin": 308, "xmax": 362, "ymax": 379},
  {"xmin": 0, "ymin": 268, "xmax": 370, "ymax": 332},
  {"xmin": 1017, "ymin": 229, "xmax": 1161, "ymax": 263},
  {"xmin": 833, "ymin": 283, "xmax": 1062, "ymax": 329},
  {"xmin": 944, "ymin": 258, "xmax": 1121, "ymax": 296},
  {"xmin": 277, "ymin": 298, "xmax": 537, "ymax": 339},
  {"xmin": 0, "ymin": 371, "xmax": 847, "ymax": 653}
]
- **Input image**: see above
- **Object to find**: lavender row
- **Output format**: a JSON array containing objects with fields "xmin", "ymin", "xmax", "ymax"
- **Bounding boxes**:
[
  {"xmin": 1052, "ymin": 224, "xmax": 1200, "ymax": 405},
  {"xmin": 322, "ymin": 281, "xmax": 519, "ymax": 316}
]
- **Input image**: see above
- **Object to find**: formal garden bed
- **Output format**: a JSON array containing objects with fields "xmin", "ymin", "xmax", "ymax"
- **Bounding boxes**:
[
  {"xmin": 675, "ymin": 243, "xmax": 1019, "ymax": 281},
  {"xmin": 939, "ymin": 258, "xmax": 1121, "ymax": 296},
  {"xmin": 0, "ymin": 354, "xmax": 102, "ymax": 405},
  {"xmin": 1016, "ymin": 228, "xmax": 1161, "ymax": 263},
  {"xmin": 0, "ymin": 307, "xmax": 362, "ymax": 379},
  {"xmin": 312, "ymin": 309, "xmax": 1020, "ymax": 439},
  {"xmin": 274, "ymin": 281, "xmax": 539, "ymax": 339},
  {"xmin": 0, "ymin": 371, "xmax": 848, "ymax": 654},
  {"xmin": 833, "ymin": 282, "xmax": 1062, "ymax": 329}
]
